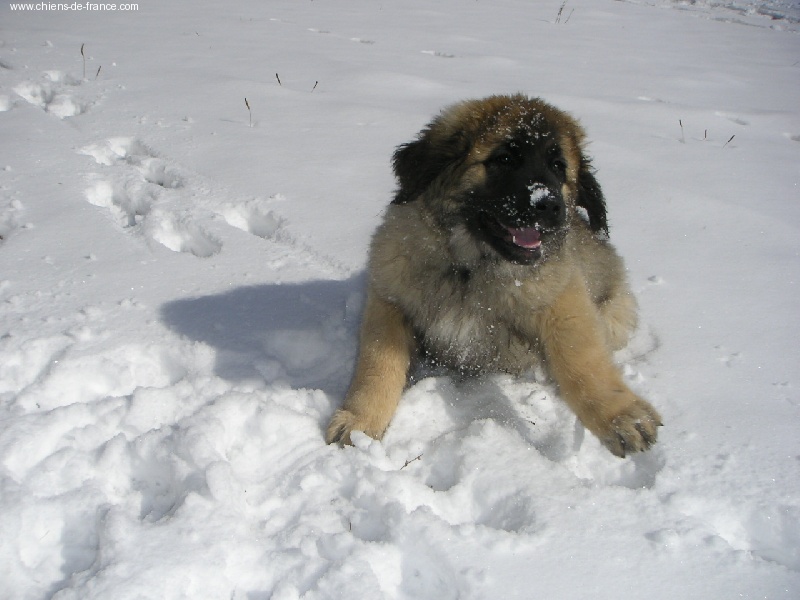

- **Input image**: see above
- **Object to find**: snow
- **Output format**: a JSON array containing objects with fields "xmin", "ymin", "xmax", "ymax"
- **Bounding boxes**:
[{"xmin": 1, "ymin": 0, "xmax": 799, "ymax": 598}]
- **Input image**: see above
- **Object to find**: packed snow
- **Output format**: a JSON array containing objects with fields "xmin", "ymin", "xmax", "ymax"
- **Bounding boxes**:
[{"xmin": 1, "ymin": 0, "xmax": 799, "ymax": 598}]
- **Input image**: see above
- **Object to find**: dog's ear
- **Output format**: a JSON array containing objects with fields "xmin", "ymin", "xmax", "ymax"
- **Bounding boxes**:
[
  {"xmin": 392, "ymin": 130, "xmax": 470, "ymax": 204},
  {"xmin": 576, "ymin": 157, "xmax": 608, "ymax": 235}
]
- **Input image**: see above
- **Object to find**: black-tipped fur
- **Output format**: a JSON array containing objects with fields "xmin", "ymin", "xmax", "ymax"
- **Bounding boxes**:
[
  {"xmin": 576, "ymin": 159, "xmax": 608, "ymax": 234},
  {"xmin": 392, "ymin": 131, "xmax": 470, "ymax": 204}
]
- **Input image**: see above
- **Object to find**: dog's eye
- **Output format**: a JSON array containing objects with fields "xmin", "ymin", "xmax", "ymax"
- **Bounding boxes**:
[
  {"xmin": 487, "ymin": 148, "xmax": 518, "ymax": 168},
  {"xmin": 550, "ymin": 158, "xmax": 567, "ymax": 175}
]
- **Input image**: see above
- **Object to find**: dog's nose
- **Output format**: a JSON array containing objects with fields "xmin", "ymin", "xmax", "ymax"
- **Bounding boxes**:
[{"xmin": 532, "ymin": 195, "xmax": 564, "ymax": 226}]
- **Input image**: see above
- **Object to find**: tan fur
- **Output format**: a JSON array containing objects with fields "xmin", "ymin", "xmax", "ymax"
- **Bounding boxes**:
[
  {"xmin": 326, "ymin": 95, "xmax": 661, "ymax": 457},
  {"xmin": 326, "ymin": 289, "xmax": 414, "ymax": 442}
]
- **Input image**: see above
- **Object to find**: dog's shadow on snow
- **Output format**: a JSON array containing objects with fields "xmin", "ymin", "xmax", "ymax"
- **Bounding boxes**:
[{"xmin": 160, "ymin": 273, "xmax": 366, "ymax": 398}]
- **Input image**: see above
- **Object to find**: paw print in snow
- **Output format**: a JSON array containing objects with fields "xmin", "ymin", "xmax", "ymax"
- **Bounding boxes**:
[
  {"xmin": 80, "ymin": 137, "xmax": 220, "ymax": 258},
  {"xmin": 13, "ymin": 71, "xmax": 89, "ymax": 118}
]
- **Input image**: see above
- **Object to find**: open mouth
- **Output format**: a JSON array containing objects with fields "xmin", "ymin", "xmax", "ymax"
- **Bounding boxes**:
[
  {"xmin": 504, "ymin": 225, "xmax": 541, "ymax": 250},
  {"xmin": 478, "ymin": 212, "xmax": 545, "ymax": 262}
]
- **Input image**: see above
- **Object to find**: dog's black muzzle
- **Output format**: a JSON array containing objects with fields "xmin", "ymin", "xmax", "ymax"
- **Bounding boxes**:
[{"xmin": 472, "ymin": 183, "xmax": 567, "ymax": 264}]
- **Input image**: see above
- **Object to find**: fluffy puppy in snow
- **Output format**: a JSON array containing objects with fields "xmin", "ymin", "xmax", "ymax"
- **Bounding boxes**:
[{"xmin": 327, "ymin": 94, "xmax": 661, "ymax": 457}]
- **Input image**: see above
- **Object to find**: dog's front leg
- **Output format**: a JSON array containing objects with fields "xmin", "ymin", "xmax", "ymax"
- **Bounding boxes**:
[
  {"xmin": 326, "ymin": 288, "xmax": 414, "ymax": 445},
  {"xmin": 535, "ymin": 273, "xmax": 662, "ymax": 457}
]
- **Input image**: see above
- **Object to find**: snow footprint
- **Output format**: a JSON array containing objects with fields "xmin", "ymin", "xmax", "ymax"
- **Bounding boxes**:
[
  {"xmin": 13, "ymin": 70, "xmax": 89, "ymax": 118},
  {"xmin": 79, "ymin": 139, "xmax": 326, "ymax": 264},
  {"xmin": 146, "ymin": 212, "xmax": 221, "ymax": 258},
  {"xmin": 217, "ymin": 194, "xmax": 349, "ymax": 274},
  {"xmin": 218, "ymin": 199, "xmax": 283, "ymax": 239},
  {"xmin": 654, "ymin": 495, "xmax": 800, "ymax": 570},
  {"xmin": 81, "ymin": 137, "xmax": 184, "ymax": 188},
  {"xmin": 80, "ymin": 138, "xmax": 219, "ymax": 257},
  {"xmin": 85, "ymin": 178, "xmax": 155, "ymax": 228}
]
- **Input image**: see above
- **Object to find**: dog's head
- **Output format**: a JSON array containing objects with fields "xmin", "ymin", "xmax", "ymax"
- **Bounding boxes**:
[{"xmin": 392, "ymin": 94, "xmax": 607, "ymax": 265}]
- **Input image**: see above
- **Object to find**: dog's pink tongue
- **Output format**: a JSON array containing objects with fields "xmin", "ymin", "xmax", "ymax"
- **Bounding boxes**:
[{"xmin": 508, "ymin": 226, "xmax": 541, "ymax": 249}]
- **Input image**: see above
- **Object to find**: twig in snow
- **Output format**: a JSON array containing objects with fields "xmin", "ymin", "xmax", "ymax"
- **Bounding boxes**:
[
  {"xmin": 679, "ymin": 119, "xmax": 686, "ymax": 144},
  {"xmin": 400, "ymin": 454, "xmax": 423, "ymax": 470},
  {"xmin": 80, "ymin": 43, "xmax": 86, "ymax": 79},
  {"xmin": 275, "ymin": 72, "xmax": 282, "ymax": 86},
  {"xmin": 312, "ymin": 80, "xmax": 318, "ymax": 92},
  {"xmin": 245, "ymin": 97, "xmax": 252, "ymax": 127},
  {"xmin": 723, "ymin": 134, "xmax": 735, "ymax": 148},
  {"xmin": 95, "ymin": 65, "xmax": 102, "ymax": 80},
  {"xmin": 555, "ymin": 1, "xmax": 573, "ymax": 24}
]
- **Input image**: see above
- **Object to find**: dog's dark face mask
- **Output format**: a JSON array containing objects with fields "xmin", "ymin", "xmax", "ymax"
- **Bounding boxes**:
[
  {"xmin": 391, "ymin": 97, "xmax": 609, "ymax": 266},
  {"xmin": 463, "ymin": 136, "xmax": 569, "ymax": 265}
]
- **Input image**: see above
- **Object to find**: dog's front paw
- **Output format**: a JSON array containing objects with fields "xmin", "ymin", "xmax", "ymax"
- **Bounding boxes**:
[
  {"xmin": 326, "ymin": 409, "xmax": 381, "ymax": 446},
  {"xmin": 600, "ymin": 398, "xmax": 662, "ymax": 458},
  {"xmin": 326, "ymin": 409, "xmax": 357, "ymax": 445}
]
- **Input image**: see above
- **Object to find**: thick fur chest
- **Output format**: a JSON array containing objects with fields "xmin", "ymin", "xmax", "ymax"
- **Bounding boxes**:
[
  {"xmin": 410, "ymin": 271, "xmax": 539, "ymax": 374},
  {"xmin": 367, "ymin": 203, "xmax": 581, "ymax": 374}
]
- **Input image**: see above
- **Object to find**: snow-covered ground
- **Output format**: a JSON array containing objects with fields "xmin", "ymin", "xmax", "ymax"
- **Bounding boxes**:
[{"xmin": 1, "ymin": 0, "xmax": 799, "ymax": 598}]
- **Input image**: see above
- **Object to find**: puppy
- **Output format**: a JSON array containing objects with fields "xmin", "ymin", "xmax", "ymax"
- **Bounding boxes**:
[{"xmin": 327, "ymin": 94, "xmax": 661, "ymax": 457}]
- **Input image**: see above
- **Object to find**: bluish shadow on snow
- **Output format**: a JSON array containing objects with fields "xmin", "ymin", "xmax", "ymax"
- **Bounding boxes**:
[{"xmin": 160, "ymin": 273, "xmax": 366, "ymax": 397}]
